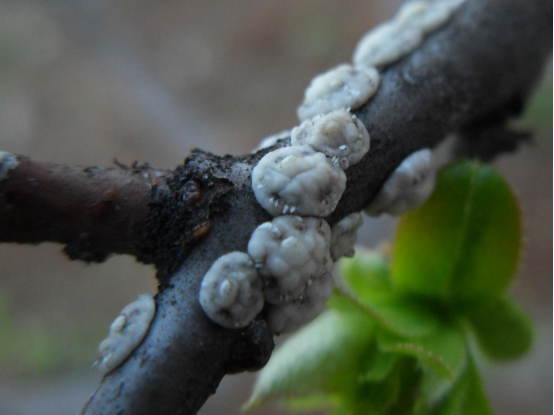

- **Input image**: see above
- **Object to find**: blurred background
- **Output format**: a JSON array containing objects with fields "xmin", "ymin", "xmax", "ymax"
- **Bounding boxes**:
[{"xmin": 0, "ymin": 0, "xmax": 551, "ymax": 414}]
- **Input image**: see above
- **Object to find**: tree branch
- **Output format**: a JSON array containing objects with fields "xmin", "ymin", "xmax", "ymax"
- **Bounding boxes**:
[
  {"xmin": 81, "ymin": 0, "xmax": 552, "ymax": 413},
  {"xmin": 0, "ymin": 0, "xmax": 550, "ymax": 413},
  {"xmin": 0, "ymin": 158, "xmax": 172, "ymax": 261}
]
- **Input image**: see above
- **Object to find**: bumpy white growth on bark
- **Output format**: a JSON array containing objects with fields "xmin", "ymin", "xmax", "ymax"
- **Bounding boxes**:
[
  {"xmin": 330, "ymin": 212, "xmax": 363, "ymax": 261},
  {"xmin": 96, "ymin": 293, "xmax": 156, "ymax": 375},
  {"xmin": 366, "ymin": 148, "xmax": 435, "ymax": 216},
  {"xmin": 0, "ymin": 151, "xmax": 19, "ymax": 181},
  {"xmin": 396, "ymin": 0, "xmax": 466, "ymax": 35},
  {"xmin": 291, "ymin": 110, "xmax": 370, "ymax": 170},
  {"xmin": 247, "ymin": 215, "xmax": 333, "ymax": 305},
  {"xmin": 252, "ymin": 130, "xmax": 290, "ymax": 153},
  {"xmin": 353, "ymin": 0, "xmax": 466, "ymax": 69},
  {"xmin": 252, "ymin": 145, "xmax": 346, "ymax": 217},
  {"xmin": 353, "ymin": 22, "xmax": 423, "ymax": 69},
  {"xmin": 199, "ymin": 252, "xmax": 264, "ymax": 329},
  {"xmin": 266, "ymin": 271, "xmax": 334, "ymax": 334},
  {"xmin": 297, "ymin": 64, "xmax": 380, "ymax": 121}
]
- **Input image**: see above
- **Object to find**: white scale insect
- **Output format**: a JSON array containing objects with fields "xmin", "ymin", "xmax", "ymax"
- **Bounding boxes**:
[
  {"xmin": 247, "ymin": 216, "xmax": 333, "ymax": 305},
  {"xmin": 366, "ymin": 148, "xmax": 436, "ymax": 216},
  {"xmin": 200, "ymin": 0, "xmax": 466, "ymax": 334},
  {"xmin": 291, "ymin": 109, "xmax": 370, "ymax": 170},
  {"xmin": 252, "ymin": 130, "xmax": 290, "ymax": 152},
  {"xmin": 252, "ymin": 145, "xmax": 346, "ymax": 218},
  {"xmin": 353, "ymin": 0, "xmax": 467, "ymax": 69},
  {"xmin": 96, "ymin": 293, "xmax": 156, "ymax": 375},
  {"xmin": 265, "ymin": 270, "xmax": 334, "ymax": 334},
  {"xmin": 199, "ymin": 252, "xmax": 264, "ymax": 329},
  {"xmin": 297, "ymin": 64, "xmax": 380, "ymax": 121},
  {"xmin": 329, "ymin": 212, "xmax": 364, "ymax": 261}
]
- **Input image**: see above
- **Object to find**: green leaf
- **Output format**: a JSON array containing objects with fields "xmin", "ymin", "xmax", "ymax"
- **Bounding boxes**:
[
  {"xmin": 326, "ymin": 289, "xmax": 369, "ymax": 315},
  {"xmin": 339, "ymin": 250, "xmax": 393, "ymax": 301},
  {"xmin": 368, "ymin": 297, "xmax": 439, "ymax": 338},
  {"xmin": 344, "ymin": 357, "xmax": 422, "ymax": 415},
  {"xmin": 330, "ymin": 401, "xmax": 354, "ymax": 415},
  {"xmin": 392, "ymin": 161, "xmax": 521, "ymax": 304},
  {"xmin": 359, "ymin": 340, "xmax": 398, "ymax": 383},
  {"xmin": 419, "ymin": 367, "xmax": 455, "ymax": 406},
  {"xmin": 431, "ymin": 354, "xmax": 492, "ymax": 415},
  {"xmin": 336, "ymin": 251, "xmax": 438, "ymax": 338},
  {"xmin": 244, "ymin": 310, "xmax": 374, "ymax": 411},
  {"xmin": 466, "ymin": 296, "xmax": 533, "ymax": 360},
  {"xmin": 329, "ymin": 289, "xmax": 439, "ymax": 338},
  {"xmin": 377, "ymin": 321, "xmax": 466, "ymax": 380},
  {"xmin": 386, "ymin": 358, "xmax": 426, "ymax": 415},
  {"xmin": 281, "ymin": 394, "xmax": 340, "ymax": 412},
  {"xmin": 346, "ymin": 376, "xmax": 403, "ymax": 415}
]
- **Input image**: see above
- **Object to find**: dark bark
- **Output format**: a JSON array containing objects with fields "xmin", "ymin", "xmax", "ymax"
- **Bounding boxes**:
[
  {"xmin": 0, "ymin": 0, "xmax": 550, "ymax": 413},
  {"xmin": 0, "ymin": 158, "xmax": 171, "ymax": 261}
]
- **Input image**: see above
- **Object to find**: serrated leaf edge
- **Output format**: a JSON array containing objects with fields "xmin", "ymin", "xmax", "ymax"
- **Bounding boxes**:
[{"xmin": 379, "ymin": 340, "xmax": 454, "ymax": 379}]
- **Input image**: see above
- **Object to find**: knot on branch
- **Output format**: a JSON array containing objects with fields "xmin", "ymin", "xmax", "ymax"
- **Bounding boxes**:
[{"xmin": 138, "ymin": 150, "xmax": 234, "ymax": 282}]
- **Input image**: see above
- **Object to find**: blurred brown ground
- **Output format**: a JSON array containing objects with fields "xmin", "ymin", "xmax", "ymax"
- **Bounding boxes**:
[{"xmin": 0, "ymin": 1, "xmax": 551, "ymax": 414}]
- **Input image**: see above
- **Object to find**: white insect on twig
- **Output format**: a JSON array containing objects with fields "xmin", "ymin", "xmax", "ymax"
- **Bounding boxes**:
[
  {"xmin": 199, "ymin": 252, "xmax": 264, "ymax": 329},
  {"xmin": 265, "ymin": 270, "xmax": 334, "ymax": 334},
  {"xmin": 291, "ymin": 109, "xmax": 370, "ymax": 170},
  {"xmin": 251, "ymin": 145, "xmax": 346, "ymax": 217},
  {"xmin": 366, "ymin": 148, "xmax": 436, "ymax": 216},
  {"xmin": 396, "ymin": 0, "xmax": 463, "ymax": 34},
  {"xmin": 247, "ymin": 216, "xmax": 333, "ymax": 305},
  {"xmin": 96, "ymin": 293, "xmax": 156, "ymax": 375},
  {"xmin": 201, "ymin": 0, "xmax": 469, "ymax": 335},
  {"xmin": 330, "ymin": 212, "xmax": 364, "ymax": 261},
  {"xmin": 353, "ymin": 0, "xmax": 467, "ymax": 69},
  {"xmin": 252, "ymin": 130, "xmax": 290, "ymax": 153},
  {"xmin": 353, "ymin": 22, "xmax": 424, "ymax": 70},
  {"xmin": 297, "ymin": 64, "xmax": 380, "ymax": 121}
]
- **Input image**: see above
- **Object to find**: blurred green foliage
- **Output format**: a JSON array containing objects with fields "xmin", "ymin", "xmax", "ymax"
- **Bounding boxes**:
[
  {"xmin": 0, "ymin": 295, "xmax": 105, "ymax": 377},
  {"xmin": 392, "ymin": 162, "xmax": 521, "ymax": 304},
  {"xmin": 246, "ymin": 161, "xmax": 532, "ymax": 414}
]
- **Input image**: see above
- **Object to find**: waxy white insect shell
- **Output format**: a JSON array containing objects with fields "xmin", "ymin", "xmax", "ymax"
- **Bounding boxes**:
[
  {"xmin": 248, "ymin": 215, "xmax": 333, "ymax": 305},
  {"xmin": 353, "ymin": 21, "xmax": 423, "ymax": 69},
  {"xmin": 96, "ymin": 293, "xmax": 156, "ymax": 375},
  {"xmin": 265, "ymin": 271, "xmax": 334, "ymax": 334},
  {"xmin": 291, "ymin": 109, "xmax": 370, "ymax": 170},
  {"xmin": 395, "ymin": 0, "xmax": 461, "ymax": 35},
  {"xmin": 252, "ymin": 145, "xmax": 346, "ymax": 217},
  {"xmin": 252, "ymin": 130, "xmax": 290, "ymax": 153},
  {"xmin": 354, "ymin": 0, "xmax": 466, "ymax": 69},
  {"xmin": 330, "ymin": 212, "xmax": 364, "ymax": 261},
  {"xmin": 297, "ymin": 64, "xmax": 380, "ymax": 121},
  {"xmin": 366, "ymin": 148, "xmax": 435, "ymax": 216},
  {"xmin": 199, "ymin": 252, "xmax": 264, "ymax": 329}
]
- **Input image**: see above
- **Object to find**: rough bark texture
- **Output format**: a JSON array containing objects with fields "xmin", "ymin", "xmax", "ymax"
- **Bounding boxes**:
[{"xmin": 0, "ymin": 0, "xmax": 551, "ymax": 413}]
